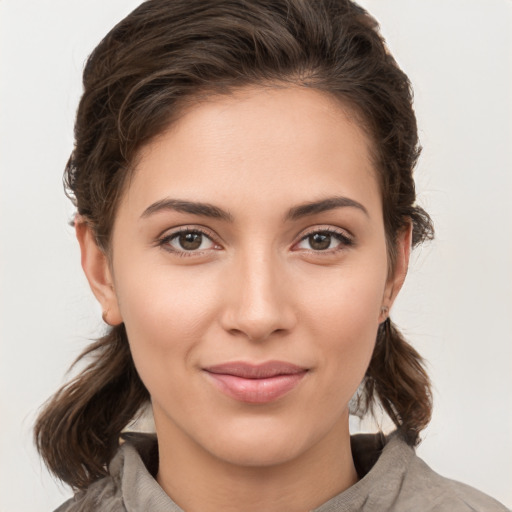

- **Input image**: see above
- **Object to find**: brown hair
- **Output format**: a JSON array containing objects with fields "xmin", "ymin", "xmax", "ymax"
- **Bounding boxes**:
[{"xmin": 35, "ymin": 0, "xmax": 434, "ymax": 490}]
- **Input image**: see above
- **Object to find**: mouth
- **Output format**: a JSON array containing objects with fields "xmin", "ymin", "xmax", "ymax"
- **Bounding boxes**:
[{"xmin": 203, "ymin": 361, "xmax": 309, "ymax": 404}]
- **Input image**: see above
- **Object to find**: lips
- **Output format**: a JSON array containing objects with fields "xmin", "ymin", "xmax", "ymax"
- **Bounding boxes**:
[{"xmin": 203, "ymin": 361, "xmax": 308, "ymax": 404}]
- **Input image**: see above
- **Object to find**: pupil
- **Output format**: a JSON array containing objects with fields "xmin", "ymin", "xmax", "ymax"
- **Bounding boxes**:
[
  {"xmin": 179, "ymin": 232, "xmax": 202, "ymax": 250},
  {"xmin": 310, "ymin": 233, "xmax": 331, "ymax": 250}
]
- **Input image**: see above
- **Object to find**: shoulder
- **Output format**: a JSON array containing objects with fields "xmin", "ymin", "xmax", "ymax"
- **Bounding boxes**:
[
  {"xmin": 53, "ymin": 477, "xmax": 123, "ymax": 512},
  {"xmin": 384, "ymin": 434, "xmax": 509, "ymax": 512},
  {"xmin": 401, "ymin": 452, "xmax": 509, "ymax": 512},
  {"xmin": 325, "ymin": 432, "xmax": 510, "ymax": 512},
  {"xmin": 53, "ymin": 434, "xmax": 160, "ymax": 512}
]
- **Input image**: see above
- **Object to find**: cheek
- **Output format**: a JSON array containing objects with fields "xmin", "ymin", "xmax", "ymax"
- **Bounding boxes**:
[
  {"xmin": 299, "ymin": 255, "xmax": 387, "ymax": 334},
  {"xmin": 297, "ymin": 257, "xmax": 388, "ymax": 387},
  {"xmin": 113, "ymin": 259, "xmax": 222, "ymax": 373}
]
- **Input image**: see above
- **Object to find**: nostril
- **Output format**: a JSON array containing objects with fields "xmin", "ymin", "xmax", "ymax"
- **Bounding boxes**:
[
  {"xmin": 219, "ymin": 265, "xmax": 297, "ymax": 340},
  {"xmin": 225, "ymin": 323, "xmax": 292, "ymax": 343}
]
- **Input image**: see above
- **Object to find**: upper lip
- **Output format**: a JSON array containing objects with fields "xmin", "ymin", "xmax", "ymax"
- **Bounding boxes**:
[{"xmin": 203, "ymin": 361, "xmax": 308, "ymax": 379}]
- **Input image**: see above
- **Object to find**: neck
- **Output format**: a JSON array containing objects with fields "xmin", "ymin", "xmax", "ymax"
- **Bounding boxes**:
[{"xmin": 155, "ymin": 413, "xmax": 358, "ymax": 512}]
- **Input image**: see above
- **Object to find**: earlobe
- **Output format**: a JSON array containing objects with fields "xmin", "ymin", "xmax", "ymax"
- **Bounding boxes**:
[
  {"xmin": 75, "ymin": 220, "xmax": 123, "ymax": 326},
  {"xmin": 380, "ymin": 222, "xmax": 413, "ymax": 321}
]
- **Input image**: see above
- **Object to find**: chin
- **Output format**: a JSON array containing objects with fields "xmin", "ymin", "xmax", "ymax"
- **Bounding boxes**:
[
  {"xmin": 210, "ymin": 434, "xmax": 306, "ymax": 468},
  {"xmin": 201, "ymin": 415, "xmax": 333, "ymax": 468}
]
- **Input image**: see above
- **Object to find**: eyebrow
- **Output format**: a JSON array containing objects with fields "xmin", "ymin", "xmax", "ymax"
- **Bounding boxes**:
[
  {"xmin": 141, "ymin": 198, "xmax": 234, "ymax": 221},
  {"xmin": 285, "ymin": 196, "xmax": 368, "ymax": 220},
  {"xmin": 140, "ymin": 195, "xmax": 368, "ymax": 222}
]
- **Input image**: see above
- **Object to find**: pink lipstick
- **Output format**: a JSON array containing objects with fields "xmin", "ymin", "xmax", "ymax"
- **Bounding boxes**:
[{"xmin": 203, "ymin": 361, "xmax": 308, "ymax": 404}]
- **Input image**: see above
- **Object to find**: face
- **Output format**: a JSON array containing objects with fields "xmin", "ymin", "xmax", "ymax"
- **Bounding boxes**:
[{"xmin": 80, "ymin": 86, "xmax": 409, "ymax": 470}]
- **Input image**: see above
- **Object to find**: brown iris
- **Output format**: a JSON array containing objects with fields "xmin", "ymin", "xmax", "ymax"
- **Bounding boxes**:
[
  {"xmin": 179, "ymin": 232, "xmax": 203, "ymax": 250},
  {"xmin": 308, "ymin": 233, "xmax": 332, "ymax": 250}
]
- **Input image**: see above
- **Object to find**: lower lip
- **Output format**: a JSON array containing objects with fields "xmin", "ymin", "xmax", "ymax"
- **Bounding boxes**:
[{"xmin": 205, "ymin": 371, "xmax": 307, "ymax": 404}]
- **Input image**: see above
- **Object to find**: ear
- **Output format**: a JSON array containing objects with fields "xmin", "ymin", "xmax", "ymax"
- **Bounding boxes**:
[
  {"xmin": 379, "ymin": 222, "xmax": 413, "ymax": 322},
  {"xmin": 75, "ymin": 221, "xmax": 123, "ymax": 326}
]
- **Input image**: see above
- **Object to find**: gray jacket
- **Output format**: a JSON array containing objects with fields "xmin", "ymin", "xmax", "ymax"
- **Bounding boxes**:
[{"xmin": 56, "ymin": 432, "xmax": 509, "ymax": 511}]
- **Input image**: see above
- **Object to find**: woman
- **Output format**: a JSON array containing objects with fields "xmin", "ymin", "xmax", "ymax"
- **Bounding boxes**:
[{"xmin": 33, "ymin": 0, "xmax": 509, "ymax": 510}]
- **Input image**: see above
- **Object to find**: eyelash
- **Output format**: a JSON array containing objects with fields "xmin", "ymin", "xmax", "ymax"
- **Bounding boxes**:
[
  {"xmin": 157, "ymin": 226, "xmax": 220, "ymax": 257},
  {"xmin": 156, "ymin": 226, "xmax": 354, "ymax": 257},
  {"xmin": 295, "ymin": 227, "xmax": 354, "ymax": 254}
]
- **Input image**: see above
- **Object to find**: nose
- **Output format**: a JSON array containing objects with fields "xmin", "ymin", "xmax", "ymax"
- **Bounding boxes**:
[{"xmin": 220, "ymin": 250, "xmax": 297, "ymax": 342}]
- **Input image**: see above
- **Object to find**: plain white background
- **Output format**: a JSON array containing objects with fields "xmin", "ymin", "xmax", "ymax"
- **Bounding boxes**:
[{"xmin": 0, "ymin": 1, "xmax": 511, "ymax": 510}]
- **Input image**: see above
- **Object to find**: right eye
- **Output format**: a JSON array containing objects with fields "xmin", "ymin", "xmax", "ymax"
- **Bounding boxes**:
[{"xmin": 159, "ymin": 228, "xmax": 219, "ymax": 255}]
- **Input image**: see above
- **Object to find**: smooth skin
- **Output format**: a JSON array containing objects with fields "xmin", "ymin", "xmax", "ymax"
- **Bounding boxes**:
[{"xmin": 77, "ymin": 86, "xmax": 411, "ymax": 512}]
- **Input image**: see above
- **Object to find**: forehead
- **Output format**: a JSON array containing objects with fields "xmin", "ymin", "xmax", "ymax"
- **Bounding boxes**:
[{"xmin": 122, "ymin": 85, "xmax": 381, "ymax": 219}]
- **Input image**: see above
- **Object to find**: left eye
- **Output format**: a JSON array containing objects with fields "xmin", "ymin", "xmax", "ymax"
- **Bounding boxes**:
[
  {"xmin": 164, "ymin": 230, "xmax": 217, "ymax": 252},
  {"xmin": 296, "ymin": 231, "xmax": 351, "ymax": 251}
]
